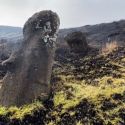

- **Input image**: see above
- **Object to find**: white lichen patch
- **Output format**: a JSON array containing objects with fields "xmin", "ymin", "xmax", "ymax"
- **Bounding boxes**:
[{"xmin": 36, "ymin": 20, "xmax": 57, "ymax": 48}]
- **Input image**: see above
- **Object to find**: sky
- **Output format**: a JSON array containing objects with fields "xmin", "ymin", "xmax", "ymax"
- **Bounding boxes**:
[{"xmin": 0, "ymin": 0, "xmax": 125, "ymax": 28}]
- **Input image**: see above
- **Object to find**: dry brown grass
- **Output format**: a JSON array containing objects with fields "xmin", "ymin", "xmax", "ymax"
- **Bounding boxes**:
[{"xmin": 100, "ymin": 41, "xmax": 118, "ymax": 55}]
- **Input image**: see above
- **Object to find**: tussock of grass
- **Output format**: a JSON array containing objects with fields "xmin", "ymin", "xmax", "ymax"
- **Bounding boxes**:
[
  {"xmin": 100, "ymin": 41, "xmax": 118, "ymax": 55},
  {"xmin": 76, "ymin": 121, "xmax": 83, "ymax": 125},
  {"xmin": 0, "ymin": 107, "xmax": 7, "ymax": 116}
]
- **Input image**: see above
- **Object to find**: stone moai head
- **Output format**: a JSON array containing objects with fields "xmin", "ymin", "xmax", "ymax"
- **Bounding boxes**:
[
  {"xmin": 65, "ymin": 31, "xmax": 88, "ymax": 53},
  {"xmin": 0, "ymin": 10, "xmax": 60, "ymax": 107},
  {"xmin": 23, "ymin": 10, "xmax": 60, "ymax": 47}
]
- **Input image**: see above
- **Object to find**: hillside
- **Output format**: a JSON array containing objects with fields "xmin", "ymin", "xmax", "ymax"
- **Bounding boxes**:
[
  {"xmin": 0, "ymin": 26, "xmax": 22, "ymax": 42},
  {"xmin": 59, "ymin": 20, "xmax": 125, "ymax": 47},
  {"xmin": 1, "ymin": 20, "xmax": 125, "ymax": 46},
  {"xmin": 0, "ymin": 47, "xmax": 125, "ymax": 124},
  {"xmin": 0, "ymin": 20, "xmax": 125, "ymax": 125}
]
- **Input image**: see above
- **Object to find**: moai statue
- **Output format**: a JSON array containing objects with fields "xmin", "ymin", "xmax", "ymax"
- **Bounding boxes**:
[
  {"xmin": 65, "ymin": 31, "xmax": 88, "ymax": 53},
  {"xmin": 0, "ymin": 10, "xmax": 60, "ymax": 107}
]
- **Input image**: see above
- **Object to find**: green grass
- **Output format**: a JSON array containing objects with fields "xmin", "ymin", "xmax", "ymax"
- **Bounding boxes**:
[
  {"xmin": 52, "ymin": 51, "xmax": 125, "ymax": 124},
  {"xmin": 53, "ymin": 74, "xmax": 125, "ymax": 124},
  {"xmin": 0, "ymin": 101, "xmax": 44, "ymax": 120}
]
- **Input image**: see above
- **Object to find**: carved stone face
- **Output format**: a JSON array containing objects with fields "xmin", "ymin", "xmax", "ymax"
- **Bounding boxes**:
[
  {"xmin": 23, "ymin": 10, "xmax": 60, "ymax": 40},
  {"xmin": 36, "ymin": 21, "xmax": 52, "ymax": 33},
  {"xmin": 36, "ymin": 21, "xmax": 56, "ymax": 47},
  {"xmin": 23, "ymin": 10, "xmax": 60, "ymax": 48}
]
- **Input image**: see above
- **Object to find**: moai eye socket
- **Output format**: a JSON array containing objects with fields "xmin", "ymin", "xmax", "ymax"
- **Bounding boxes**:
[
  {"xmin": 45, "ymin": 22, "xmax": 51, "ymax": 29},
  {"xmin": 36, "ymin": 21, "xmax": 52, "ymax": 34},
  {"xmin": 36, "ymin": 20, "xmax": 43, "ymax": 29},
  {"xmin": 44, "ymin": 21, "xmax": 52, "ymax": 33}
]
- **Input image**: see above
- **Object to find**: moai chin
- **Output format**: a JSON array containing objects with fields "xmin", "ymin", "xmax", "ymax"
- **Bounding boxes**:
[{"xmin": 0, "ymin": 10, "xmax": 60, "ymax": 107}]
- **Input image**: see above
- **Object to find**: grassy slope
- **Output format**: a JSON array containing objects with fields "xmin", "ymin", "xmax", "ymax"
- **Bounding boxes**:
[{"xmin": 0, "ymin": 47, "xmax": 125, "ymax": 125}]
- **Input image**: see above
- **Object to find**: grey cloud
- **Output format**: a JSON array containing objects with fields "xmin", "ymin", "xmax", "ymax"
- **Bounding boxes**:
[{"xmin": 0, "ymin": 0, "xmax": 125, "ymax": 28}]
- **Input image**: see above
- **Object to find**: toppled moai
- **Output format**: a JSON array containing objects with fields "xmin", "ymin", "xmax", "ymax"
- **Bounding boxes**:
[
  {"xmin": 0, "ymin": 10, "xmax": 60, "ymax": 107},
  {"xmin": 65, "ymin": 31, "xmax": 88, "ymax": 53}
]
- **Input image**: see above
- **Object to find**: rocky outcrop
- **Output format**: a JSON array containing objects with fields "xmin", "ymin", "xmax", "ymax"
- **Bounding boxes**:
[
  {"xmin": 65, "ymin": 31, "xmax": 88, "ymax": 53},
  {"xmin": 0, "ymin": 10, "xmax": 60, "ymax": 107}
]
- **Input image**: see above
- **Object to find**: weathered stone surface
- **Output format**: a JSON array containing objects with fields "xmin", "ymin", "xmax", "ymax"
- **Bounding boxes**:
[
  {"xmin": 65, "ymin": 31, "xmax": 88, "ymax": 53},
  {"xmin": 0, "ymin": 10, "xmax": 60, "ymax": 107}
]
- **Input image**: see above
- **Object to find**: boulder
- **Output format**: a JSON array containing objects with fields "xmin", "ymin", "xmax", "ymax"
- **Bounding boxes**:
[
  {"xmin": 65, "ymin": 31, "xmax": 88, "ymax": 53},
  {"xmin": 0, "ymin": 10, "xmax": 60, "ymax": 107}
]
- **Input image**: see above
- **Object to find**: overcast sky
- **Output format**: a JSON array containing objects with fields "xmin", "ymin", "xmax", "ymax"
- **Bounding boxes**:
[{"xmin": 0, "ymin": 0, "xmax": 125, "ymax": 28}]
